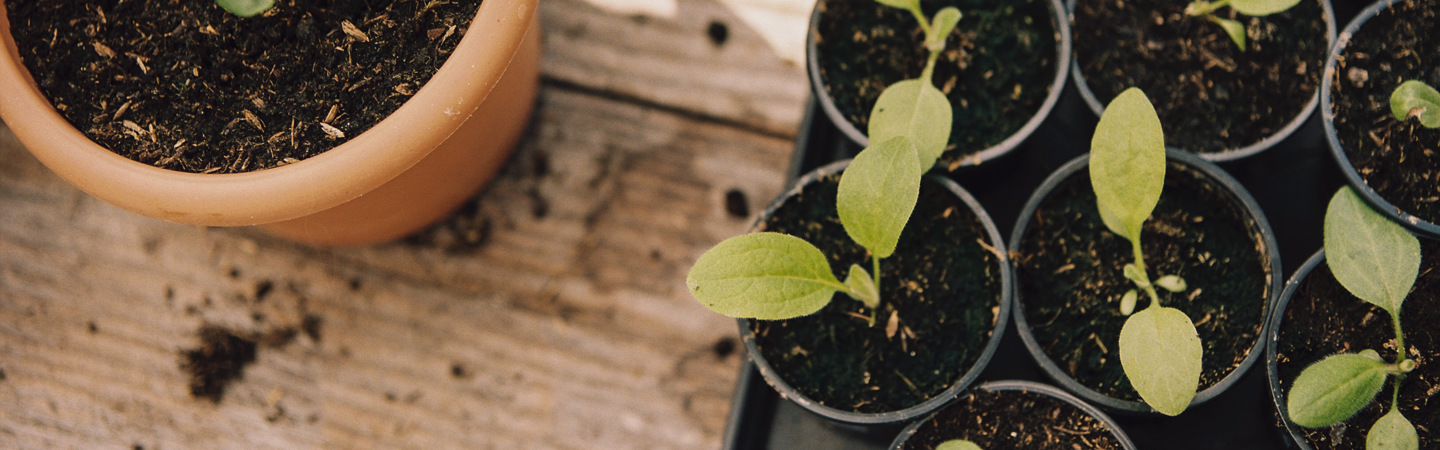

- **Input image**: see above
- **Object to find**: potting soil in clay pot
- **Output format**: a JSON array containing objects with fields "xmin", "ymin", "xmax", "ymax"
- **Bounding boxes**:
[
  {"xmin": 809, "ymin": 0, "xmax": 1065, "ymax": 169},
  {"xmin": 890, "ymin": 381, "xmax": 1136, "ymax": 449},
  {"xmin": 1011, "ymin": 151, "xmax": 1278, "ymax": 412},
  {"xmin": 1270, "ymin": 245, "xmax": 1440, "ymax": 449},
  {"xmin": 1071, "ymin": 0, "xmax": 1332, "ymax": 159},
  {"xmin": 1324, "ymin": 0, "xmax": 1440, "ymax": 236},
  {"xmin": 742, "ymin": 161, "xmax": 1009, "ymax": 424}
]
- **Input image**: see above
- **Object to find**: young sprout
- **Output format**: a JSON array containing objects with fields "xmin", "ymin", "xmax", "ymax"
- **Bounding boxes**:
[
  {"xmin": 1287, "ymin": 186, "xmax": 1421, "ymax": 450},
  {"xmin": 1091, "ymin": 87, "xmax": 1200, "ymax": 416},
  {"xmin": 1184, "ymin": 0, "xmax": 1302, "ymax": 51},
  {"xmin": 937, "ymin": 439, "xmax": 982, "ymax": 450},
  {"xmin": 1391, "ymin": 80, "xmax": 1440, "ymax": 128},
  {"xmin": 868, "ymin": 0, "xmax": 961, "ymax": 171},
  {"xmin": 216, "ymin": 0, "xmax": 276, "ymax": 17}
]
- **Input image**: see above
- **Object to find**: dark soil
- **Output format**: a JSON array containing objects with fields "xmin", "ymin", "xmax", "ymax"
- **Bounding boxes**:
[
  {"xmin": 182, "ymin": 326, "xmax": 258, "ymax": 403},
  {"xmin": 1073, "ymin": 0, "xmax": 1328, "ymax": 154},
  {"xmin": 1329, "ymin": 0, "xmax": 1440, "ymax": 226},
  {"xmin": 899, "ymin": 387, "xmax": 1124, "ymax": 449},
  {"xmin": 1274, "ymin": 241, "xmax": 1440, "ymax": 449},
  {"xmin": 1014, "ymin": 161, "xmax": 1269, "ymax": 402},
  {"xmin": 750, "ymin": 173, "xmax": 1002, "ymax": 414},
  {"xmin": 813, "ymin": 0, "xmax": 1057, "ymax": 169},
  {"xmin": 5, "ymin": 0, "xmax": 478, "ymax": 174}
]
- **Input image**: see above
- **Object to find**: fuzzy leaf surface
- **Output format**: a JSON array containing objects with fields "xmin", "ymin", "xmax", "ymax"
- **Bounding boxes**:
[
  {"xmin": 1230, "ymin": 0, "xmax": 1302, "ymax": 15},
  {"xmin": 1210, "ymin": 16, "xmax": 1247, "ymax": 51},
  {"xmin": 1091, "ymin": 88, "xmax": 1165, "ymax": 245},
  {"xmin": 1286, "ymin": 352, "xmax": 1389, "ymax": 428},
  {"xmin": 215, "ymin": 0, "xmax": 275, "ymax": 17},
  {"xmin": 1390, "ymin": 80, "xmax": 1440, "ymax": 128},
  {"xmin": 869, "ymin": 79, "xmax": 952, "ymax": 170},
  {"xmin": 843, "ymin": 264, "xmax": 880, "ymax": 309},
  {"xmin": 929, "ymin": 8, "xmax": 963, "ymax": 49},
  {"xmin": 1119, "ymin": 306, "xmax": 1201, "ymax": 416},
  {"xmin": 1368, "ymin": 410, "xmax": 1420, "ymax": 450},
  {"xmin": 1324, "ymin": 186, "xmax": 1420, "ymax": 317},
  {"xmin": 937, "ymin": 440, "xmax": 982, "ymax": 450},
  {"xmin": 837, "ymin": 136, "xmax": 921, "ymax": 259},
  {"xmin": 686, "ymin": 232, "xmax": 843, "ymax": 320},
  {"xmin": 874, "ymin": 0, "xmax": 920, "ymax": 11}
]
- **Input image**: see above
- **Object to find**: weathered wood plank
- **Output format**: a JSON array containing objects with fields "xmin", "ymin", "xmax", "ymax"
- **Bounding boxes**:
[{"xmin": 0, "ymin": 86, "xmax": 792, "ymax": 449}]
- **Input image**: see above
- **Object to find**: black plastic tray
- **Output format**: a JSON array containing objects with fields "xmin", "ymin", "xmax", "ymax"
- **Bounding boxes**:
[{"xmin": 719, "ymin": 1, "xmax": 1370, "ymax": 441}]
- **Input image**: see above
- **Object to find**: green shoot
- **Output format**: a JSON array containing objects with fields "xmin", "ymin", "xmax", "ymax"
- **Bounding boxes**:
[
  {"xmin": 215, "ymin": 0, "xmax": 276, "ymax": 17},
  {"xmin": 1184, "ymin": 0, "xmax": 1302, "ymax": 51},
  {"xmin": 1287, "ymin": 186, "xmax": 1421, "ymax": 450},
  {"xmin": 867, "ymin": 0, "xmax": 960, "ymax": 171},
  {"xmin": 937, "ymin": 439, "xmax": 983, "ymax": 450},
  {"xmin": 1390, "ymin": 80, "xmax": 1440, "ymax": 128},
  {"xmin": 1091, "ymin": 87, "xmax": 1201, "ymax": 416}
]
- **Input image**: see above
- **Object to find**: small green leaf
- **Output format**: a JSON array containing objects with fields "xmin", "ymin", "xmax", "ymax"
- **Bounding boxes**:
[
  {"xmin": 1123, "ymin": 263, "xmax": 1152, "ymax": 288},
  {"xmin": 1210, "ymin": 16, "xmax": 1247, "ymax": 51},
  {"xmin": 1120, "ymin": 289, "xmax": 1138, "ymax": 316},
  {"xmin": 1324, "ymin": 186, "xmax": 1421, "ymax": 317},
  {"xmin": 686, "ymin": 232, "xmax": 845, "ymax": 320},
  {"xmin": 1156, "ymin": 275, "xmax": 1187, "ymax": 293},
  {"xmin": 1368, "ymin": 410, "xmax": 1419, "ymax": 450},
  {"xmin": 1389, "ymin": 80, "xmax": 1440, "ymax": 128},
  {"xmin": 837, "ymin": 136, "xmax": 922, "ymax": 259},
  {"xmin": 937, "ymin": 440, "xmax": 983, "ymax": 450},
  {"xmin": 1230, "ymin": 0, "xmax": 1303, "ymax": 16},
  {"xmin": 1287, "ymin": 352, "xmax": 1390, "ymax": 428},
  {"xmin": 1119, "ymin": 306, "xmax": 1202, "ymax": 416},
  {"xmin": 215, "ymin": 0, "xmax": 275, "ymax": 17},
  {"xmin": 1091, "ymin": 88, "xmax": 1166, "ymax": 246},
  {"xmin": 873, "ymin": 0, "xmax": 921, "ymax": 12},
  {"xmin": 869, "ymin": 79, "xmax": 953, "ymax": 170},
  {"xmin": 929, "ymin": 8, "xmax": 963, "ymax": 50},
  {"xmin": 843, "ymin": 264, "xmax": 880, "ymax": 309}
]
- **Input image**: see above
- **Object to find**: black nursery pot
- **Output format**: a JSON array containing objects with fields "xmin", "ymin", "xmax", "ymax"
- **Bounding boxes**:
[
  {"xmin": 1009, "ymin": 150, "xmax": 1282, "ymax": 414},
  {"xmin": 889, "ymin": 380, "xmax": 1137, "ymax": 449},
  {"xmin": 806, "ymin": 0, "xmax": 1071, "ymax": 170},
  {"xmin": 1321, "ymin": 0, "xmax": 1440, "ymax": 239},
  {"xmin": 1267, "ymin": 245, "xmax": 1440, "ymax": 449},
  {"xmin": 1069, "ymin": 0, "xmax": 1336, "ymax": 161},
  {"xmin": 739, "ymin": 160, "xmax": 1012, "ymax": 427}
]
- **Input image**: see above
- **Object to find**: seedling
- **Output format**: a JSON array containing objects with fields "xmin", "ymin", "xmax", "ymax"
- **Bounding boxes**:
[
  {"xmin": 685, "ymin": 0, "xmax": 962, "ymax": 321},
  {"xmin": 1391, "ymin": 80, "xmax": 1440, "ymax": 128},
  {"xmin": 1091, "ymin": 87, "xmax": 1200, "ymax": 416},
  {"xmin": 1286, "ymin": 186, "xmax": 1422, "ymax": 450},
  {"xmin": 216, "ymin": 0, "xmax": 275, "ymax": 17},
  {"xmin": 1184, "ymin": 0, "xmax": 1302, "ymax": 51},
  {"xmin": 938, "ymin": 439, "xmax": 982, "ymax": 450}
]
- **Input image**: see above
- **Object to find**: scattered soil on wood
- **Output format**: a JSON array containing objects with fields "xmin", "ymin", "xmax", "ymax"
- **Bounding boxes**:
[
  {"xmin": 5, "ymin": 0, "xmax": 478, "ymax": 173},
  {"xmin": 1329, "ymin": 0, "xmax": 1440, "ymax": 226},
  {"xmin": 813, "ymin": 0, "xmax": 1058, "ymax": 168},
  {"xmin": 899, "ymin": 388, "xmax": 1124, "ymax": 449},
  {"xmin": 1072, "ymin": 0, "xmax": 1328, "ymax": 154},
  {"xmin": 749, "ymin": 172, "xmax": 1003, "ymax": 414},
  {"xmin": 1274, "ymin": 241, "xmax": 1440, "ymax": 449},
  {"xmin": 1013, "ymin": 161, "xmax": 1269, "ymax": 401}
]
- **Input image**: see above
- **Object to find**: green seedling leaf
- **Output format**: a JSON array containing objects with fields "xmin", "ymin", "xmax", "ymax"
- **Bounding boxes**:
[
  {"xmin": 1123, "ymin": 263, "xmax": 1152, "ymax": 288},
  {"xmin": 1120, "ymin": 289, "xmax": 1139, "ymax": 316},
  {"xmin": 837, "ymin": 136, "xmax": 922, "ymax": 259},
  {"xmin": 1210, "ymin": 16, "xmax": 1247, "ymax": 51},
  {"xmin": 937, "ymin": 440, "xmax": 983, "ymax": 450},
  {"xmin": 928, "ymin": 8, "xmax": 963, "ymax": 51},
  {"xmin": 686, "ymin": 232, "xmax": 845, "ymax": 320},
  {"xmin": 1230, "ymin": 0, "xmax": 1303, "ymax": 16},
  {"xmin": 843, "ymin": 264, "xmax": 880, "ymax": 309},
  {"xmin": 869, "ymin": 79, "xmax": 953, "ymax": 170},
  {"xmin": 1368, "ymin": 410, "xmax": 1420, "ymax": 450},
  {"xmin": 873, "ymin": 0, "xmax": 920, "ymax": 11},
  {"xmin": 1324, "ymin": 186, "xmax": 1420, "ymax": 317},
  {"xmin": 1119, "ymin": 306, "xmax": 1202, "ymax": 416},
  {"xmin": 1156, "ymin": 275, "xmax": 1187, "ymax": 293},
  {"xmin": 1390, "ymin": 80, "xmax": 1440, "ymax": 128},
  {"xmin": 1287, "ymin": 352, "xmax": 1390, "ymax": 428},
  {"xmin": 215, "ymin": 0, "xmax": 275, "ymax": 17},
  {"xmin": 1091, "ymin": 88, "xmax": 1166, "ymax": 245}
]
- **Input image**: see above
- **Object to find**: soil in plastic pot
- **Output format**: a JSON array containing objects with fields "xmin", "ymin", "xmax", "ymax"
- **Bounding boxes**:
[
  {"xmin": 1073, "ymin": 0, "xmax": 1328, "ymax": 154},
  {"xmin": 1329, "ymin": 0, "xmax": 1440, "ymax": 227},
  {"xmin": 1014, "ymin": 162, "xmax": 1268, "ymax": 401},
  {"xmin": 1274, "ymin": 241, "xmax": 1440, "ymax": 449},
  {"xmin": 750, "ymin": 173, "xmax": 1002, "ymax": 414},
  {"xmin": 813, "ymin": 0, "xmax": 1057, "ymax": 169},
  {"xmin": 898, "ymin": 388, "xmax": 1125, "ymax": 449}
]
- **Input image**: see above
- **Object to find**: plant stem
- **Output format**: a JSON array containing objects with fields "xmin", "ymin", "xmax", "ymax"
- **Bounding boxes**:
[
  {"xmin": 1391, "ymin": 314, "xmax": 1407, "ymax": 412},
  {"xmin": 921, "ymin": 50, "xmax": 941, "ymax": 86},
  {"xmin": 871, "ymin": 254, "xmax": 882, "ymax": 304},
  {"xmin": 1185, "ymin": 0, "xmax": 1229, "ymax": 16},
  {"xmin": 1132, "ymin": 238, "xmax": 1161, "ymax": 309},
  {"xmin": 907, "ymin": 5, "xmax": 933, "ymax": 38}
]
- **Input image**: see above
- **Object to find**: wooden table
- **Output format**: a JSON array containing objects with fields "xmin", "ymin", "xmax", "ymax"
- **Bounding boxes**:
[{"xmin": 0, "ymin": 0, "xmax": 813, "ymax": 447}]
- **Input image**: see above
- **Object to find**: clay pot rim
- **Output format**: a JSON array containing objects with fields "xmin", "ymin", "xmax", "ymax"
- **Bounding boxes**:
[{"xmin": 0, "ymin": 0, "xmax": 538, "ymax": 226}]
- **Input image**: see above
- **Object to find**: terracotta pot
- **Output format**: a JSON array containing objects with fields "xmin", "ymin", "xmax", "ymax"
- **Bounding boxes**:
[{"xmin": 0, "ymin": 0, "xmax": 540, "ymax": 246}]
